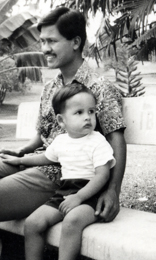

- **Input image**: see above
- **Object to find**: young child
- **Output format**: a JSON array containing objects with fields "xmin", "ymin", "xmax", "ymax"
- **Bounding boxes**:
[{"xmin": 1, "ymin": 83, "xmax": 115, "ymax": 260}]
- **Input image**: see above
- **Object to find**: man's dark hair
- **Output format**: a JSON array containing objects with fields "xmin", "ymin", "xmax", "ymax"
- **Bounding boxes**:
[
  {"xmin": 37, "ymin": 7, "xmax": 86, "ymax": 52},
  {"xmin": 52, "ymin": 82, "xmax": 96, "ymax": 115}
]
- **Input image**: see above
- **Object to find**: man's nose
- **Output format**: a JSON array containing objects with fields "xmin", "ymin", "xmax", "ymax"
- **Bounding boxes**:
[{"xmin": 42, "ymin": 42, "xmax": 52, "ymax": 53}]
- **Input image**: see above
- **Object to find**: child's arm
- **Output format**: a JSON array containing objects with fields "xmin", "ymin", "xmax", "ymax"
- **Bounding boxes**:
[
  {"xmin": 77, "ymin": 163, "xmax": 110, "ymax": 201},
  {"xmin": 59, "ymin": 162, "xmax": 110, "ymax": 214},
  {"xmin": 0, "ymin": 153, "xmax": 52, "ymax": 167}
]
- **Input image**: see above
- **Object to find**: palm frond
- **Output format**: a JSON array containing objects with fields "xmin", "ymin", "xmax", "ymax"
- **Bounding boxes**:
[
  {"xmin": 0, "ymin": 12, "xmax": 37, "ymax": 40},
  {"xmin": 116, "ymin": 0, "xmax": 156, "ymax": 36},
  {"xmin": 0, "ymin": 0, "xmax": 18, "ymax": 23},
  {"xmin": 64, "ymin": 0, "xmax": 115, "ymax": 16},
  {"xmin": 131, "ymin": 23, "xmax": 156, "ymax": 48},
  {"xmin": 14, "ymin": 52, "xmax": 47, "ymax": 67},
  {"xmin": 12, "ymin": 24, "xmax": 41, "ymax": 49}
]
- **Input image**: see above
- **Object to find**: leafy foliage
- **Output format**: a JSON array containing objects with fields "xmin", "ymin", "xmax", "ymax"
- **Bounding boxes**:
[
  {"xmin": 0, "ymin": 0, "xmax": 18, "ymax": 23},
  {"xmin": 0, "ymin": 56, "xmax": 19, "ymax": 104},
  {"xmin": 104, "ymin": 42, "xmax": 145, "ymax": 97},
  {"xmin": 0, "ymin": 1, "xmax": 46, "ymax": 104},
  {"xmin": 91, "ymin": 0, "xmax": 156, "ymax": 60},
  {"xmin": 117, "ymin": 57, "xmax": 145, "ymax": 97},
  {"xmin": 64, "ymin": 0, "xmax": 114, "ymax": 17},
  {"xmin": 0, "ymin": 82, "xmax": 7, "ymax": 104},
  {"xmin": 64, "ymin": 0, "xmax": 152, "ymax": 97},
  {"xmin": 14, "ymin": 52, "xmax": 47, "ymax": 82},
  {"xmin": 63, "ymin": 0, "xmax": 156, "ymax": 63}
]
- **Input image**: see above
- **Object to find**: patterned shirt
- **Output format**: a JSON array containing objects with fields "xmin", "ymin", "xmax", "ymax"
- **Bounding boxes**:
[{"xmin": 36, "ymin": 60, "xmax": 126, "ymax": 180}]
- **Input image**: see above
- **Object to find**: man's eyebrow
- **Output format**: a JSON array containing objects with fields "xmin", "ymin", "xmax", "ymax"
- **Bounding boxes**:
[{"xmin": 40, "ymin": 37, "xmax": 54, "ymax": 40}]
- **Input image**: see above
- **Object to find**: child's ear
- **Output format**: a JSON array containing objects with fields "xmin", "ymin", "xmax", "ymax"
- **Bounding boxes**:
[{"xmin": 56, "ymin": 114, "xmax": 65, "ymax": 129}]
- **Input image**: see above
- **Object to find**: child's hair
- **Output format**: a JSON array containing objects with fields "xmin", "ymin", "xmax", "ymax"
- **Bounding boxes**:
[{"xmin": 52, "ymin": 82, "xmax": 96, "ymax": 115}]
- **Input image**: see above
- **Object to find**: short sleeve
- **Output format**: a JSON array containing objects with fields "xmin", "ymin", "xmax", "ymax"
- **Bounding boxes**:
[
  {"xmin": 36, "ymin": 101, "xmax": 42, "ymax": 134},
  {"xmin": 36, "ymin": 83, "xmax": 49, "ymax": 134},
  {"xmin": 35, "ymin": 79, "xmax": 64, "ymax": 147},
  {"xmin": 95, "ymin": 80, "xmax": 126, "ymax": 136},
  {"xmin": 92, "ymin": 136, "xmax": 116, "ymax": 169},
  {"xmin": 45, "ymin": 138, "xmax": 59, "ymax": 163}
]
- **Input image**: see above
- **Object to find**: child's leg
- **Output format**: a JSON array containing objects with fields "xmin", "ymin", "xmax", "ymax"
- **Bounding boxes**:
[
  {"xmin": 24, "ymin": 204, "xmax": 63, "ymax": 260},
  {"xmin": 59, "ymin": 204, "xmax": 97, "ymax": 260}
]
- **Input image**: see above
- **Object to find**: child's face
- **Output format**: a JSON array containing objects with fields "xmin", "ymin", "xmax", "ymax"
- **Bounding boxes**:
[{"xmin": 60, "ymin": 92, "xmax": 96, "ymax": 138}]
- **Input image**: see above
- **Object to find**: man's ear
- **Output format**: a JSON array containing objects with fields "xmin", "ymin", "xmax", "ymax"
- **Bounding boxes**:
[
  {"xmin": 73, "ymin": 36, "xmax": 81, "ymax": 51},
  {"xmin": 56, "ymin": 114, "xmax": 65, "ymax": 129}
]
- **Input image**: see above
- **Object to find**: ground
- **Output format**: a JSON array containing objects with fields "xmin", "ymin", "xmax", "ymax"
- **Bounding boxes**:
[{"xmin": 0, "ymin": 62, "xmax": 156, "ymax": 214}]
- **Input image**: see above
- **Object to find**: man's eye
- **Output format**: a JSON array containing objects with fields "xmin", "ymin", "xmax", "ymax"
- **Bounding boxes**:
[
  {"xmin": 40, "ymin": 39, "xmax": 55, "ymax": 44},
  {"xmin": 40, "ymin": 39, "xmax": 45, "ymax": 44},
  {"xmin": 48, "ymin": 39, "xmax": 55, "ymax": 44}
]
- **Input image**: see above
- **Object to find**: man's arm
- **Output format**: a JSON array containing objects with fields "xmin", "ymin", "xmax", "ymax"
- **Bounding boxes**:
[
  {"xmin": 95, "ymin": 129, "xmax": 127, "ymax": 222},
  {"xmin": 0, "ymin": 133, "xmax": 43, "ymax": 157}
]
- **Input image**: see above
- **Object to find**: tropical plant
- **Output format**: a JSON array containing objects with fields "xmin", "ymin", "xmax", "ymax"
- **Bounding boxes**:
[
  {"xmin": 0, "ymin": 0, "xmax": 49, "ymax": 104},
  {"xmin": 72, "ymin": 0, "xmax": 156, "ymax": 61},
  {"xmin": 0, "ymin": 82, "xmax": 7, "ymax": 104},
  {"xmin": 63, "ymin": 0, "xmax": 156, "ymax": 97},
  {"xmin": 116, "ymin": 56, "xmax": 145, "ymax": 97},
  {"xmin": 103, "ymin": 42, "xmax": 146, "ymax": 97},
  {"xmin": 0, "ymin": 55, "xmax": 18, "ymax": 104}
]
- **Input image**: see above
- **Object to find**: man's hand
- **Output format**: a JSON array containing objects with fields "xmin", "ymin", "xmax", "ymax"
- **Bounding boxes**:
[
  {"xmin": 95, "ymin": 188, "xmax": 120, "ymax": 222},
  {"xmin": 59, "ymin": 194, "xmax": 82, "ymax": 215},
  {"xmin": 0, "ymin": 148, "xmax": 24, "ymax": 157},
  {"xmin": 0, "ymin": 154, "xmax": 21, "ymax": 165}
]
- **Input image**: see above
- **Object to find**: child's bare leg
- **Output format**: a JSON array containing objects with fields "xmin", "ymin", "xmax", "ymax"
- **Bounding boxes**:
[
  {"xmin": 24, "ymin": 205, "xmax": 63, "ymax": 260},
  {"xmin": 59, "ymin": 204, "xmax": 97, "ymax": 260}
]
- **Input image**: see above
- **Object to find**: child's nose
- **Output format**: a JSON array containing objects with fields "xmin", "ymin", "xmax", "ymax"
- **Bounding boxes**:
[{"xmin": 85, "ymin": 113, "xmax": 91, "ymax": 120}]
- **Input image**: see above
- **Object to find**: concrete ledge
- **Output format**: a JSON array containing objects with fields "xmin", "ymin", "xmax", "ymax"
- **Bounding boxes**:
[
  {"xmin": 0, "ymin": 120, "xmax": 17, "ymax": 124},
  {"xmin": 0, "ymin": 207, "xmax": 156, "ymax": 260}
]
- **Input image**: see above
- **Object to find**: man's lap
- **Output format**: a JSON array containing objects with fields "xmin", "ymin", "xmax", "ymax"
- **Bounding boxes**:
[
  {"xmin": 0, "ymin": 160, "xmax": 60, "ymax": 220},
  {"xmin": 0, "ymin": 157, "xmax": 20, "ymax": 177},
  {"xmin": 0, "ymin": 158, "xmax": 59, "ymax": 191}
]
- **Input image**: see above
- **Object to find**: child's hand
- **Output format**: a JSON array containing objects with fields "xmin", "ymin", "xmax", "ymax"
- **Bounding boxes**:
[
  {"xmin": 0, "ymin": 154, "xmax": 20, "ymax": 165},
  {"xmin": 59, "ymin": 194, "xmax": 81, "ymax": 215}
]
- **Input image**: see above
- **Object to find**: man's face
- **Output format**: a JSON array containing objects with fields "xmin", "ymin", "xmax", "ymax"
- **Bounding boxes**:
[{"xmin": 40, "ymin": 25, "xmax": 76, "ymax": 70}]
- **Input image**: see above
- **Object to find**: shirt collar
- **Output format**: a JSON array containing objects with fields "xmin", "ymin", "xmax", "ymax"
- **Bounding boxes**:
[{"xmin": 55, "ymin": 60, "xmax": 93, "ymax": 86}]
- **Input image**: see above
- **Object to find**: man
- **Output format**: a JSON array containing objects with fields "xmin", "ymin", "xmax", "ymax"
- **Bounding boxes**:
[{"xmin": 0, "ymin": 7, "xmax": 126, "ymax": 222}]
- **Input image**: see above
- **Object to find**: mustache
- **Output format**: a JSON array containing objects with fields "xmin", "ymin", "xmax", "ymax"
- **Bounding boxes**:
[{"xmin": 44, "ymin": 51, "xmax": 53, "ymax": 55}]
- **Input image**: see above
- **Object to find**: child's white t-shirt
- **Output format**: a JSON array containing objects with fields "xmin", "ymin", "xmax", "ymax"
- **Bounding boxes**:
[{"xmin": 45, "ymin": 131, "xmax": 116, "ymax": 180}]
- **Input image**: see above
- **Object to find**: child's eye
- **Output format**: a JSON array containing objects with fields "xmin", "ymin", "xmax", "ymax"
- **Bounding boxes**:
[
  {"xmin": 75, "ymin": 111, "xmax": 82, "ymax": 115},
  {"xmin": 89, "ymin": 109, "xmax": 95, "ymax": 114}
]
